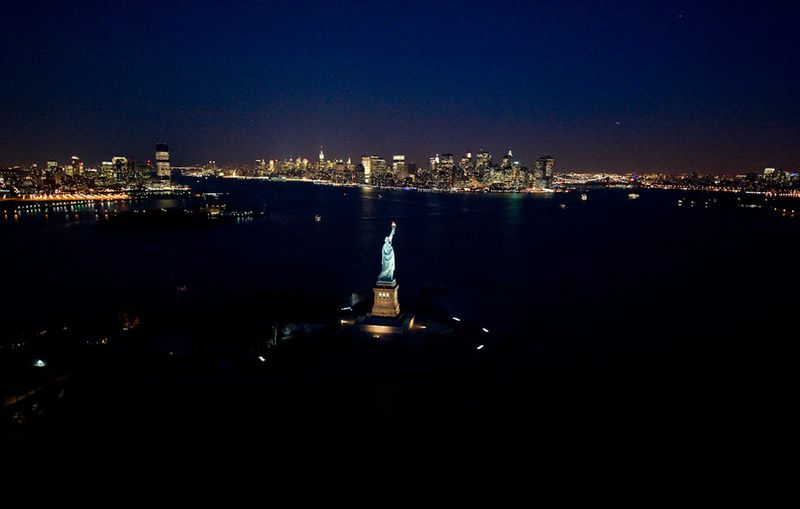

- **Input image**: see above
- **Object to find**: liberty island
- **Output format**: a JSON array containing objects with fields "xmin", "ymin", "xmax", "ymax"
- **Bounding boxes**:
[{"xmin": 354, "ymin": 220, "xmax": 417, "ymax": 335}]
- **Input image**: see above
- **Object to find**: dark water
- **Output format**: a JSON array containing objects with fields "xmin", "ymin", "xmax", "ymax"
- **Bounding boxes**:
[
  {"xmin": 3, "ymin": 179, "xmax": 800, "ymax": 466},
  {"xmin": 3, "ymin": 179, "xmax": 797, "ymax": 334}
]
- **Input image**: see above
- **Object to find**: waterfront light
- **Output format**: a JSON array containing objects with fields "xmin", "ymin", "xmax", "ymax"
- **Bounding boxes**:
[
  {"xmin": 476, "ymin": 345, "xmax": 484, "ymax": 350},
  {"xmin": 482, "ymin": 327, "xmax": 490, "ymax": 333},
  {"xmin": 452, "ymin": 316, "xmax": 461, "ymax": 322}
]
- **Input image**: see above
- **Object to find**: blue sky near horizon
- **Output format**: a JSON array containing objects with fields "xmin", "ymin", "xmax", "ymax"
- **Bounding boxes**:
[{"xmin": 1, "ymin": 0, "xmax": 798, "ymax": 172}]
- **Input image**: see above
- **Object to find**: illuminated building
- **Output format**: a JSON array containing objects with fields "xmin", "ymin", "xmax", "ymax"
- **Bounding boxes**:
[
  {"xmin": 361, "ymin": 155, "xmax": 384, "ymax": 185},
  {"xmin": 511, "ymin": 160, "xmax": 526, "ymax": 188},
  {"xmin": 70, "ymin": 156, "xmax": 83, "ymax": 177},
  {"xmin": 501, "ymin": 150, "xmax": 514, "ymax": 170},
  {"xmin": 476, "ymin": 150, "xmax": 492, "ymax": 168},
  {"xmin": 406, "ymin": 162, "xmax": 417, "ymax": 180},
  {"xmin": 361, "ymin": 155, "xmax": 372, "ymax": 184},
  {"xmin": 392, "ymin": 154, "xmax": 406, "ymax": 178},
  {"xmin": 432, "ymin": 153, "xmax": 455, "ymax": 189},
  {"xmin": 112, "ymin": 156, "xmax": 131, "ymax": 181},
  {"xmin": 476, "ymin": 150, "xmax": 492, "ymax": 181},
  {"xmin": 372, "ymin": 156, "xmax": 386, "ymax": 176},
  {"xmin": 423, "ymin": 155, "xmax": 438, "ymax": 187},
  {"xmin": 460, "ymin": 152, "xmax": 476, "ymax": 184},
  {"xmin": 100, "ymin": 161, "xmax": 114, "ymax": 180},
  {"xmin": 155, "ymin": 143, "xmax": 170, "ymax": 179},
  {"xmin": 460, "ymin": 152, "xmax": 473, "ymax": 172},
  {"xmin": 533, "ymin": 155, "xmax": 555, "ymax": 188}
]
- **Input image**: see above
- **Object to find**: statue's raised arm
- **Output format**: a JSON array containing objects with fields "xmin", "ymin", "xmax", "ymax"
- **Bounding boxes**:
[{"xmin": 388, "ymin": 221, "xmax": 396, "ymax": 243}]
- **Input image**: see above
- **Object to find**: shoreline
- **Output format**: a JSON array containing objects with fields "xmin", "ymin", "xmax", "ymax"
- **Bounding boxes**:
[
  {"xmin": 215, "ymin": 175, "xmax": 800, "ymax": 198},
  {"xmin": 217, "ymin": 175, "xmax": 561, "ymax": 194}
]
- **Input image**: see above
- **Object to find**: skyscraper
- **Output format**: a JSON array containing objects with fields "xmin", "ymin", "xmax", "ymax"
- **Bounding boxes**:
[
  {"xmin": 69, "ymin": 156, "xmax": 82, "ymax": 177},
  {"xmin": 534, "ymin": 155, "xmax": 555, "ymax": 188},
  {"xmin": 476, "ymin": 150, "xmax": 492, "ymax": 182},
  {"xmin": 434, "ymin": 154, "xmax": 455, "ymax": 189},
  {"xmin": 100, "ymin": 161, "xmax": 114, "ymax": 181},
  {"xmin": 501, "ymin": 150, "xmax": 514, "ymax": 170},
  {"xmin": 361, "ymin": 155, "xmax": 372, "ymax": 185},
  {"xmin": 112, "ymin": 156, "xmax": 130, "ymax": 181},
  {"xmin": 372, "ymin": 156, "xmax": 386, "ymax": 175},
  {"xmin": 392, "ymin": 155, "xmax": 406, "ymax": 178},
  {"xmin": 156, "ymin": 143, "xmax": 170, "ymax": 179},
  {"xmin": 476, "ymin": 150, "xmax": 492, "ymax": 168},
  {"xmin": 460, "ymin": 152, "xmax": 474, "ymax": 180},
  {"xmin": 360, "ymin": 155, "xmax": 385, "ymax": 185},
  {"xmin": 429, "ymin": 155, "xmax": 438, "ymax": 172}
]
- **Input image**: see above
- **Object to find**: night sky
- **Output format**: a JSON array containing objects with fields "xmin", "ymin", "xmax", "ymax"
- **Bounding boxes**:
[{"xmin": 2, "ymin": 0, "xmax": 798, "ymax": 172}]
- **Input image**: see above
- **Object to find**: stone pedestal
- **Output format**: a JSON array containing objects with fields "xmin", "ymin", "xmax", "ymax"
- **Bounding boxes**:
[
  {"xmin": 358, "ymin": 312, "xmax": 415, "ymax": 336},
  {"xmin": 371, "ymin": 281, "xmax": 400, "ymax": 318}
]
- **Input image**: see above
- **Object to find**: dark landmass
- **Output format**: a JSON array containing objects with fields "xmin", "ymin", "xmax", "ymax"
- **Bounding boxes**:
[{"xmin": 3, "ymin": 283, "xmax": 798, "ymax": 474}]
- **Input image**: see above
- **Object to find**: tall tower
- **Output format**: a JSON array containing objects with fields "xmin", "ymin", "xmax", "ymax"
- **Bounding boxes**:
[
  {"xmin": 476, "ymin": 150, "xmax": 492, "ymax": 170},
  {"xmin": 534, "ymin": 155, "xmax": 555, "ymax": 188},
  {"xmin": 435, "ymin": 154, "xmax": 455, "ymax": 189},
  {"xmin": 361, "ymin": 155, "xmax": 372, "ymax": 185},
  {"xmin": 112, "ymin": 156, "xmax": 129, "ymax": 181},
  {"xmin": 156, "ymin": 143, "xmax": 170, "ymax": 179},
  {"xmin": 392, "ymin": 154, "xmax": 406, "ymax": 178},
  {"xmin": 460, "ymin": 152, "xmax": 474, "ymax": 182},
  {"xmin": 70, "ymin": 156, "xmax": 83, "ymax": 177},
  {"xmin": 501, "ymin": 150, "xmax": 514, "ymax": 170}
]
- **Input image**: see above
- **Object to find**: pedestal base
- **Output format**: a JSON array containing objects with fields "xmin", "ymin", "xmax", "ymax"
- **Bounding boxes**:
[
  {"xmin": 371, "ymin": 282, "xmax": 400, "ymax": 317},
  {"xmin": 359, "ymin": 313, "xmax": 416, "ymax": 337}
]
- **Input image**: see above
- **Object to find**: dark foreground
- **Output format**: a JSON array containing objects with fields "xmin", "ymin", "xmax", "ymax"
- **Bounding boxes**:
[{"xmin": 4, "ymin": 289, "xmax": 799, "ymax": 473}]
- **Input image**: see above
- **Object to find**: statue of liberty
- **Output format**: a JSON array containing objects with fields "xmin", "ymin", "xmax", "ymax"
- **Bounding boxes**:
[{"xmin": 377, "ymin": 221, "xmax": 397, "ymax": 283}]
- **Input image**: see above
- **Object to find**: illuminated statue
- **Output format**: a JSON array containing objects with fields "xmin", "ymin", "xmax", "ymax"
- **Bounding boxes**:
[{"xmin": 377, "ymin": 221, "xmax": 397, "ymax": 283}]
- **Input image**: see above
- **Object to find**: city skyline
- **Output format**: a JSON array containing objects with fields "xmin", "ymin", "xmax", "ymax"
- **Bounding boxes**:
[
  {"xmin": 5, "ymin": 142, "xmax": 798, "ymax": 176},
  {"xmin": 2, "ymin": 1, "xmax": 799, "ymax": 172}
]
